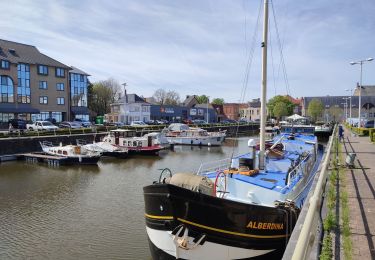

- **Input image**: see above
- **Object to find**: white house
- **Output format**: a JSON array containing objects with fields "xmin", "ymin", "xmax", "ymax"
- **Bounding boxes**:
[{"xmin": 106, "ymin": 94, "xmax": 150, "ymax": 124}]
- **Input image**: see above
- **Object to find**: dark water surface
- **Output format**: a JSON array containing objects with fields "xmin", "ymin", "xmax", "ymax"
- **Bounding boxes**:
[{"xmin": 0, "ymin": 137, "xmax": 252, "ymax": 260}]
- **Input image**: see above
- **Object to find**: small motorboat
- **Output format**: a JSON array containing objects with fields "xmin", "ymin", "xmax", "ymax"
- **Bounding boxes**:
[
  {"xmin": 102, "ymin": 129, "xmax": 162, "ymax": 155},
  {"xmin": 76, "ymin": 139, "xmax": 129, "ymax": 158},
  {"xmin": 40, "ymin": 141, "xmax": 101, "ymax": 165},
  {"xmin": 163, "ymin": 123, "xmax": 226, "ymax": 146}
]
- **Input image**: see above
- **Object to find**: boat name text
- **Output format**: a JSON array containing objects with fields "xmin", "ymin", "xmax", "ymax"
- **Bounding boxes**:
[{"xmin": 246, "ymin": 221, "xmax": 284, "ymax": 230}]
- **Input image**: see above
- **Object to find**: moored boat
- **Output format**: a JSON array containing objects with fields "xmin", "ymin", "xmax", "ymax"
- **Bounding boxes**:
[
  {"xmin": 314, "ymin": 122, "xmax": 333, "ymax": 137},
  {"xmin": 40, "ymin": 141, "xmax": 101, "ymax": 165},
  {"xmin": 163, "ymin": 123, "xmax": 226, "ymax": 146},
  {"xmin": 102, "ymin": 129, "xmax": 162, "ymax": 155},
  {"xmin": 144, "ymin": 127, "xmax": 322, "ymax": 259},
  {"xmin": 143, "ymin": 0, "xmax": 324, "ymax": 258},
  {"xmin": 76, "ymin": 139, "xmax": 129, "ymax": 158}
]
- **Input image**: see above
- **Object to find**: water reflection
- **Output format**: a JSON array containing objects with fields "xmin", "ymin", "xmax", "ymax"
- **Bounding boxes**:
[{"xmin": 0, "ymin": 137, "xmax": 253, "ymax": 260}]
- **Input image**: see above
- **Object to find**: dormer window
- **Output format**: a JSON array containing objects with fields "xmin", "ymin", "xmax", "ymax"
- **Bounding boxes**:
[
  {"xmin": 37, "ymin": 65, "xmax": 48, "ymax": 75},
  {"xmin": 55, "ymin": 67, "xmax": 65, "ymax": 77},
  {"xmin": 8, "ymin": 49, "xmax": 16, "ymax": 55},
  {"xmin": 0, "ymin": 60, "xmax": 10, "ymax": 70}
]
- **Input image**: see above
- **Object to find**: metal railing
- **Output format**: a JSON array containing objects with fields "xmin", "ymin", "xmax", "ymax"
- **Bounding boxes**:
[
  {"xmin": 282, "ymin": 124, "xmax": 337, "ymax": 260},
  {"xmin": 196, "ymin": 158, "xmax": 232, "ymax": 175}
]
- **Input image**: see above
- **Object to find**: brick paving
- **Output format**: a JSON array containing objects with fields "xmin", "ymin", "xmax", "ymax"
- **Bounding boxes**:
[{"xmin": 344, "ymin": 129, "xmax": 375, "ymax": 260}]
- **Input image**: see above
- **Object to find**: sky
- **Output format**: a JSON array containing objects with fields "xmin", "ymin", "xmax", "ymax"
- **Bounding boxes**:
[{"xmin": 1, "ymin": 0, "xmax": 375, "ymax": 102}]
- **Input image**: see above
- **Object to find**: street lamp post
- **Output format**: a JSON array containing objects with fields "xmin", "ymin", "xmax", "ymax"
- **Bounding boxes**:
[
  {"xmin": 341, "ymin": 102, "xmax": 347, "ymax": 121},
  {"xmin": 350, "ymin": 58, "xmax": 373, "ymax": 127},
  {"xmin": 342, "ymin": 98, "xmax": 349, "ymax": 121},
  {"xmin": 345, "ymin": 88, "xmax": 354, "ymax": 124},
  {"xmin": 206, "ymin": 96, "xmax": 210, "ymax": 124}
]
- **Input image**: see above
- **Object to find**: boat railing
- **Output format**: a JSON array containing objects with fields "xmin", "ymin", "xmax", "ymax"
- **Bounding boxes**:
[
  {"xmin": 76, "ymin": 139, "xmax": 87, "ymax": 146},
  {"xmin": 196, "ymin": 158, "xmax": 232, "ymax": 175},
  {"xmin": 41, "ymin": 141, "xmax": 53, "ymax": 147},
  {"xmin": 281, "ymin": 152, "xmax": 311, "ymax": 190}
]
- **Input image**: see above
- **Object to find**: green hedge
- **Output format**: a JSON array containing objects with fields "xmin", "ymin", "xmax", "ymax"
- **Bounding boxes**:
[{"xmin": 370, "ymin": 129, "xmax": 375, "ymax": 142}]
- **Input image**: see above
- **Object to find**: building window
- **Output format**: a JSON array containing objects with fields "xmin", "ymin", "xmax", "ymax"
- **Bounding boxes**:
[
  {"xmin": 56, "ymin": 83, "xmax": 65, "ymax": 91},
  {"xmin": 17, "ymin": 63, "xmax": 31, "ymax": 104},
  {"xmin": 51, "ymin": 112, "xmax": 62, "ymax": 122},
  {"xmin": 39, "ymin": 96, "xmax": 48, "ymax": 104},
  {"xmin": 0, "ymin": 76, "xmax": 14, "ymax": 103},
  {"xmin": 57, "ymin": 97, "xmax": 65, "ymax": 105},
  {"xmin": 32, "ymin": 112, "xmax": 49, "ymax": 122},
  {"xmin": 37, "ymin": 65, "xmax": 48, "ymax": 75},
  {"xmin": 55, "ymin": 68, "xmax": 65, "ymax": 77},
  {"xmin": 0, "ymin": 60, "xmax": 10, "ymax": 70},
  {"xmin": 70, "ymin": 73, "xmax": 88, "ymax": 107},
  {"xmin": 0, "ymin": 113, "xmax": 14, "ymax": 123},
  {"xmin": 39, "ymin": 81, "xmax": 48, "ymax": 89}
]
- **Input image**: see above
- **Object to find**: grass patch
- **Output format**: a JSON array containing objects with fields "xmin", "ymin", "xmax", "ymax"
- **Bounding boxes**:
[
  {"xmin": 337, "ymin": 140, "xmax": 352, "ymax": 260},
  {"xmin": 320, "ymin": 233, "xmax": 333, "ymax": 260}
]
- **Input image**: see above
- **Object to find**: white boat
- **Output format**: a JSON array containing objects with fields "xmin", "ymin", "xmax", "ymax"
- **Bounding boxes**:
[
  {"xmin": 76, "ymin": 139, "xmax": 129, "ymax": 158},
  {"xmin": 39, "ymin": 141, "xmax": 101, "ymax": 165},
  {"xmin": 163, "ymin": 123, "xmax": 226, "ymax": 146},
  {"xmin": 143, "ymin": 132, "xmax": 170, "ymax": 146},
  {"xmin": 143, "ymin": 1, "xmax": 324, "ymax": 259},
  {"xmin": 102, "ymin": 129, "xmax": 162, "ymax": 155},
  {"xmin": 314, "ymin": 122, "xmax": 333, "ymax": 136}
]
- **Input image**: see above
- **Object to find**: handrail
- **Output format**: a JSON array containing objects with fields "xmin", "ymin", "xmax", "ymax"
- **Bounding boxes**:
[
  {"xmin": 282, "ymin": 124, "xmax": 337, "ymax": 260},
  {"xmin": 283, "ymin": 152, "xmax": 311, "ymax": 188}
]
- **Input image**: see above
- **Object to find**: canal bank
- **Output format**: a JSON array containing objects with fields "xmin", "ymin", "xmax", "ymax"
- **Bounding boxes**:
[{"xmin": 0, "ymin": 124, "xmax": 259, "ymax": 157}]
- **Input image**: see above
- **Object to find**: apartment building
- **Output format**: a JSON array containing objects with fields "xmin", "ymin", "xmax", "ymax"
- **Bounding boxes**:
[{"xmin": 0, "ymin": 39, "xmax": 90, "ymax": 127}]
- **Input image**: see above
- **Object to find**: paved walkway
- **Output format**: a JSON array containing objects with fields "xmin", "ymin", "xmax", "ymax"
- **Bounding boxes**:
[{"xmin": 344, "ymin": 128, "xmax": 375, "ymax": 259}]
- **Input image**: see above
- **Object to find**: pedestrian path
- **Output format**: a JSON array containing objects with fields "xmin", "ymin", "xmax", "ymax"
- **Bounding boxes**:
[{"xmin": 343, "ymin": 128, "xmax": 375, "ymax": 259}]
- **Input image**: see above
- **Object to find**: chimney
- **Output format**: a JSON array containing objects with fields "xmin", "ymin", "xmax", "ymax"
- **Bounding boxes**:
[{"xmin": 122, "ymin": 83, "xmax": 128, "ymax": 103}]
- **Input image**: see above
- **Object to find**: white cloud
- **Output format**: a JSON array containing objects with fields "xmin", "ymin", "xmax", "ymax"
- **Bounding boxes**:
[{"xmin": 1, "ymin": 0, "xmax": 375, "ymax": 102}]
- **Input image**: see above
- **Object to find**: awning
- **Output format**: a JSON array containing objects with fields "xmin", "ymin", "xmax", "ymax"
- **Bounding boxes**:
[
  {"xmin": 0, "ymin": 103, "xmax": 40, "ymax": 113},
  {"xmin": 71, "ymin": 106, "xmax": 90, "ymax": 115}
]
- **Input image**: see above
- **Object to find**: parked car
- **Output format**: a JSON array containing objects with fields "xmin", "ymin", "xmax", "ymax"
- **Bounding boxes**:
[
  {"xmin": 183, "ymin": 119, "xmax": 193, "ymax": 124},
  {"xmin": 27, "ymin": 121, "xmax": 59, "ymax": 131},
  {"xmin": 130, "ymin": 121, "xmax": 147, "ymax": 126},
  {"xmin": 8, "ymin": 119, "xmax": 27, "ymax": 130},
  {"xmin": 145, "ymin": 120, "xmax": 160, "ymax": 125},
  {"xmin": 59, "ymin": 121, "xmax": 82, "ymax": 129},
  {"xmin": 74, "ymin": 119, "xmax": 92, "ymax": 127},
  {"xmin": 221, "ymin": 119, "xmax": 237, "ymax": 124},
  {"xmin": 192, "ymin": 119, "xmax": 207, "ymax": 125},
  {"xmin": 364, "ymin": 120, "xmax": 375, "ymax": 128}
]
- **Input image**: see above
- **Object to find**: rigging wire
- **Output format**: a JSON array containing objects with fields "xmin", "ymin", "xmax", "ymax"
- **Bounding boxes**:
[
  {"xmin": 270, "ymin": 0, "xmax": 291, "ymax": 97},
  {"xmin": 230, "ymin": 0, "xmax": 262, "ymax": 160},
  {"xmin": 268, "ymin": 15, "xmax": 277, "ymax": 97}
]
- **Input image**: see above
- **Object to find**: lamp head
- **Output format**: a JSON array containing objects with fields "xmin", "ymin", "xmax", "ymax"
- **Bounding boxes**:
[
  {"xmin": 350, "ymin": 61, "xmax": 356, "ymax": 65},
  {"xmin": 367, "ymin": 57, "xmax": 374, "ymax": 61}
]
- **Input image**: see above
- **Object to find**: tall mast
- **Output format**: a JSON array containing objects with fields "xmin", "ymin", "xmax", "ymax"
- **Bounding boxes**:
[{"xmin": 259, "ymin": 0, "xmax": 269, "ymax": 170}]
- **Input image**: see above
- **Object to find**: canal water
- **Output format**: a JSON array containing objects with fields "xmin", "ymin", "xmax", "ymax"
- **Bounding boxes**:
[{"xmin": 0, "ymin": 137, "xmax": 252, "ymax": 260}]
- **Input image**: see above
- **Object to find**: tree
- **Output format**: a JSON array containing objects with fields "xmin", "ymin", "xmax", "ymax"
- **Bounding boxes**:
[
  {"xmin": 308, "ymin": 98, "xmax": 324, "ymax": 122},
  {"xmin": 153, "ymin": 89, "xmax": 167, "ymax": 105},
  {"xmin": 212, "ymin": 98, "xmax": 224, "ymax": 105},
  {"xmin": 88, "ymin": 78, "xmax": 121, "ymax": 115},
  {"xmin": 328, "ymin": 106, "xmax": 343, "ymax": 123},
  {"xmin": 165, "ymin": 90, "xmax": 180, "ymax": 105},
  {"xmin": 267, "ymin": 95, "xmax": 295, "ymax": 117},
  {"xmin": 273, "ymin": 102, "xmax": 289, "ymax": 121},
  {"xmin": 196, "ymin": 95, "xmax": 209, "ymax": 104},
  {"xmin": 153, "ymin": 89, "xmax": 180, "ymax": 105}
]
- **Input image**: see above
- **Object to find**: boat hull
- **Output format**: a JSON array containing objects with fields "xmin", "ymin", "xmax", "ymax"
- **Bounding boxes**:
[
  {"xmin": 143, "ymin": 184, "xmax": 299, "ymax": 260},
  {"xmin": 127, "ymin": 146, "xmax": 162, "ymax": 156},
  {"xmin": 166, "ymin": 136, "xmax": 225, "ymax": 146}
]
